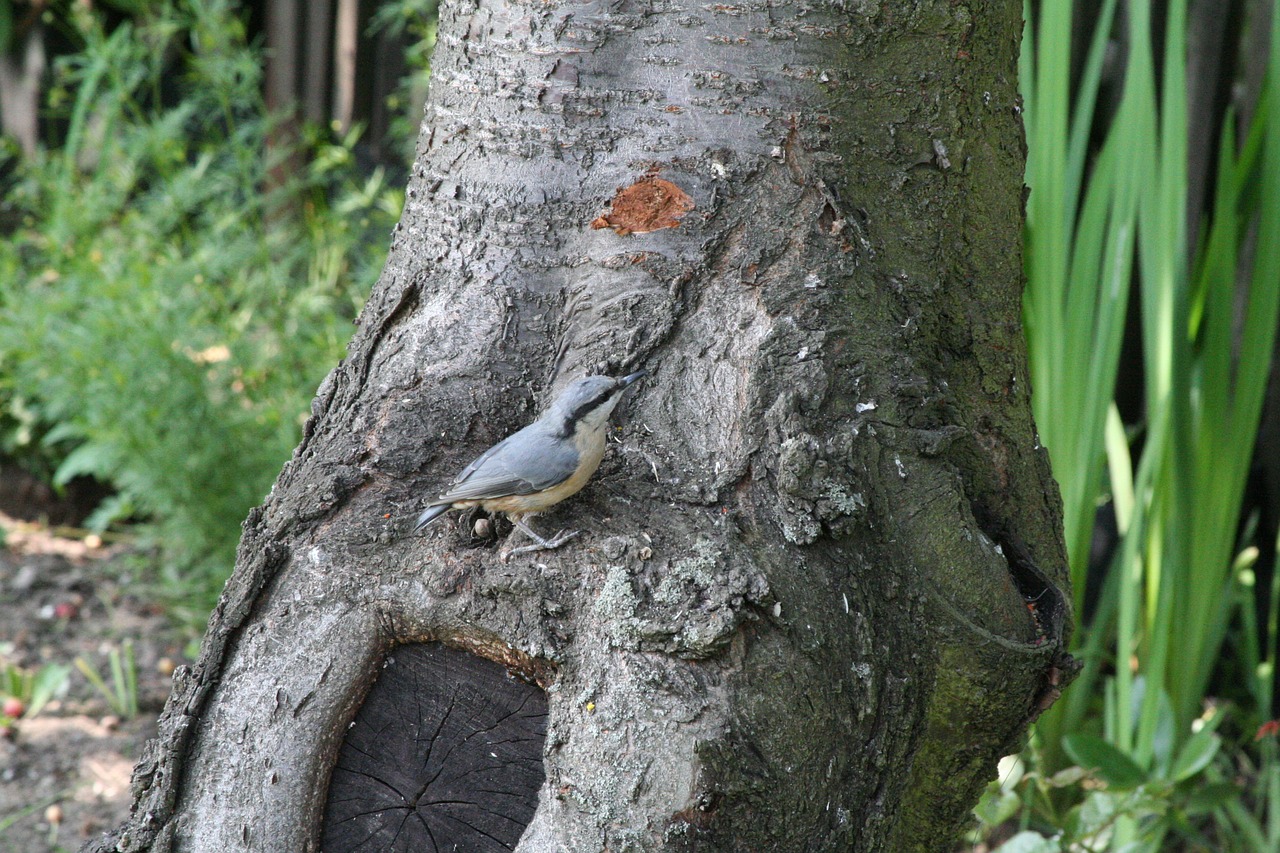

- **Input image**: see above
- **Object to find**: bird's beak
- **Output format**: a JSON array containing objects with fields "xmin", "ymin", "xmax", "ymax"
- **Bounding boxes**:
[{"xmin": 619, "ymin": 369, "xmax": 648, "ymax": 386}]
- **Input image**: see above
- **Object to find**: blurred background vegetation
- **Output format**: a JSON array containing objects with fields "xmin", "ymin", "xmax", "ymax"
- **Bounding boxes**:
[
  {"xmin": 1, "ymin": 0, "xmax": 1280, "ymax": 849},
  {"xmin": 0, "ymin": 0, "xmax": 434, "ymax": 616}
]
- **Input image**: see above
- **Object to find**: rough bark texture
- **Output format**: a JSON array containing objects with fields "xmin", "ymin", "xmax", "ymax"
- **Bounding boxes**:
[{"xmin": 85, "ymin": 0, "xmax": 1074, "ymax": 851}]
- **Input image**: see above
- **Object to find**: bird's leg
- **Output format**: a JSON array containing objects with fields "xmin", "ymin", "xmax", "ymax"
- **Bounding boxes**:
[{"xmin": 502, "ymin": 517, "xmax": 579, "ymax": 559}]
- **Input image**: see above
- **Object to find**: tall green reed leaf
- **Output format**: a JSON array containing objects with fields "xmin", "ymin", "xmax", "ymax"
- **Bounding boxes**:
[
  {"xmin": 1022, "ymin": 0, "xmax": 1150, "ymax": 760},
  {"xmin": 1023, "ymin": 5, "xmax": 1280, "ymax": 832}
]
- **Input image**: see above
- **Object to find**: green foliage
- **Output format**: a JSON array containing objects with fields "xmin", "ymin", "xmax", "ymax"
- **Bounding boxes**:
[
  {"xmin": 1, "ymin": 661, "xmax": 73, "ymax": 719},
  {"xmin": 1207, "ymin": 735, "xmax": 1280, "ymax": 853},
  {"xmin": 1013, "ymin": 0, "xmax": 1280, "ymax": 848},
  {"xmin": 1023, "ymin": 0, "xmax": 1280, "ymax": 748},
  {"xmin": 973, "ymin": 710, "xmax": 1233, "ymax": 851},
  {"xmin": 1021, "ymin": 0, "xmax": 1132, "ymax": 606},
  {"xmin": 0, "ymin": 0, "xmax": 401, "ymax": 603},
  {"xmin": 75, "ymin": 640, "xmax": 139, "ymax": 718},
  {"xmin": 973, "ymin": 716, "xmax": 1280, "ymax": 852}
]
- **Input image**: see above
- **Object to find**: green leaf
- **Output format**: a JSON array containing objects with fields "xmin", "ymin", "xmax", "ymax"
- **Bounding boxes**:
[
  {"xmin": 994, "ymin": 831, "xmax": 1062, "ymax": 853},
  {"xmin": 84, "ymin": 493, "xmax": 136, "ymax": 532},
  {"xmin": 1072, "ymin": 790, "xmax": 1118, "ymax": 837},
  {"xmin": 1111, "ymin": 843, "xmax": 1154, "ymax": 853},
  {"xmin": 1063, "ymin": 734, "xmax": 1148, "ymax": 789},
  {"xmin": 973, "ymin": 784, "xmax": 1022, "ymax": 828},
  {"xmin": 52, "ymin": 441, "xmax": 117, "ymax": 487},
  {"xmin": 26, "ymin": 664, "xmax": 71, "ymax": 717},
  {"xmin": 1183, "ymin": 780, "xmax": 1240, "ymax": 816},
  {"xmin": 1168, "ymin": 729, "xmax": 1220, "ymax": 782},
  {"xmin": 1048, "ymin": 765, "xmax": 1089, "ymax": 788},
  {"xmin": 3, "ymin": 665, "xmax": 30, "ymax": 700},
  {"xmin": 41, "ymin": 420, "xmax": 87, "ymax": 447},
  {"xmin": 1148, "ymin": 686, "xmax": 1176, "ymax": 774}
]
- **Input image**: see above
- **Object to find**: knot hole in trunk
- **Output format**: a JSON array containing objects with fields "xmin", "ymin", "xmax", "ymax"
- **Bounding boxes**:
[{"xmin": 322, "ymin": 643, "xmax": 548, "ymax": 852}]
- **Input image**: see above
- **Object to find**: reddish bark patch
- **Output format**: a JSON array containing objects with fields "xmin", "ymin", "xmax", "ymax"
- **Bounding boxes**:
[{"xmin": 590, "ymin": 177, "xmax": 694, "ymax": 235}]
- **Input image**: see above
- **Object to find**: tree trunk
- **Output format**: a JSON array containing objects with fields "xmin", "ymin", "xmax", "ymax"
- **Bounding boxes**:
[
  {"xmin": 86, "ymin": 0, "xmax": 1075, "ymax": 850},
  {"xmin": 0, "ymin": 17, "xmax": 45, "ymax": 157}
]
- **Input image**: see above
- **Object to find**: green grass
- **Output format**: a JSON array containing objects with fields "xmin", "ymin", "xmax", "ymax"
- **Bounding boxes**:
[{"xmin": 75, "ymin": 640, "xmax": 139, "ymax": 719}]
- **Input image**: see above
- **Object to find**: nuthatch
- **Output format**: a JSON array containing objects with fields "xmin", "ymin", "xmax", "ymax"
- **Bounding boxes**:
[{"xmin": 414, "ymin": 371, "xmax": 647, "ymax": 556}]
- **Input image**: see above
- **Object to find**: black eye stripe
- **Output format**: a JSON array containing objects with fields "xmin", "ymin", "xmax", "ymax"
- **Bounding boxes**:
[{"xmin": 570, "ymin": 389, "xmax": 613, "ymax": 422}]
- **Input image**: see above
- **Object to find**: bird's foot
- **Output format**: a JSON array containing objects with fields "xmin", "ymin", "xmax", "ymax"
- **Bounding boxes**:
[
  {"xmin": 505, "ymin": 530, "xmax": 579, "ymax": 557},
  {"xmin": 501, "ymin": 521, "xmax": 579, "ymax": 561}
]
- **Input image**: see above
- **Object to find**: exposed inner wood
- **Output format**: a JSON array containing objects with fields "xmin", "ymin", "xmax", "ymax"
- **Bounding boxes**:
[{"xmin": 322, "ymin": 643, "xmax": 547, "ymax": 853}]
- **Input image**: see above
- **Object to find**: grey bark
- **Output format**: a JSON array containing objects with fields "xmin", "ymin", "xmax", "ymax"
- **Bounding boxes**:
[{"xmin": 85, "ymin": 0, "xmax": 1074, "ymax": 851}]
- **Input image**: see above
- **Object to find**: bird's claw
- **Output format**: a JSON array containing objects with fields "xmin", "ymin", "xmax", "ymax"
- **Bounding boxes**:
[{"xmin": 502, "ymin": 529, "xmax": 579, "ymax": 561}]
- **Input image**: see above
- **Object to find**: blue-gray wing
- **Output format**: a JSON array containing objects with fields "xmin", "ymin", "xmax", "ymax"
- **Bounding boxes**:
[{"xmin": 430, "ymin": 424, "xmax": 579, "ymax": 504}]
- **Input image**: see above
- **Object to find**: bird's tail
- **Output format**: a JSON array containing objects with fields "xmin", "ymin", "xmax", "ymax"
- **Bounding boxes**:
[{"xmin": 413, "ymin": 504, "xmax": 450, "ymax": 533}]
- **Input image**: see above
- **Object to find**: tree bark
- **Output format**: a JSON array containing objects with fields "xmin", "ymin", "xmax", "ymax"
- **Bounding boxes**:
[
  {"xmin": 86, "ymin": 0, "xmax": 1075, "ymax": 851},
  {"xmin": 0, "ymin": 16, "xmax": 45, "ymax": 157}
]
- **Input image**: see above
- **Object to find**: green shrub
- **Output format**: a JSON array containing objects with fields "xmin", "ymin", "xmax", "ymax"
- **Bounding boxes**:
[{"xmin": 0, "ymin": 0, "xmax": 401, "ymax": 604}]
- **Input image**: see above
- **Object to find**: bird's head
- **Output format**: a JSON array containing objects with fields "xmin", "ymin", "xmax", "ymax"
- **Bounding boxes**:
[{"xmin": 547, "ymin": 370, "xmax": 646, "ymax": 436}]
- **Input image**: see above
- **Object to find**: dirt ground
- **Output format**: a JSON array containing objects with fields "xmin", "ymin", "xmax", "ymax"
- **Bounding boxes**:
[{"xmin": 0, "ymin": 512, "xmax": 188, "ymax": 853}]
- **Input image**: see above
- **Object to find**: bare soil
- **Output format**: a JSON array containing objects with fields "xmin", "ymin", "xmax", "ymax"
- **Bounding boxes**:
[{"xmin": 0, "ymin": 512, "xmax": 188, "ymax": 853}]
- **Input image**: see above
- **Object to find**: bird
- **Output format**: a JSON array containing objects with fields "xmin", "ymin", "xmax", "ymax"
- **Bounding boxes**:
[{"xmin": 414, "ymin": 370, "xmax": 647, "ymax": 557}]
